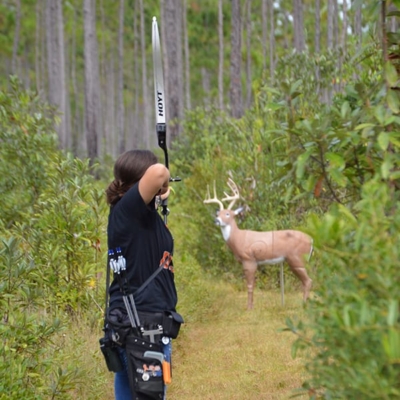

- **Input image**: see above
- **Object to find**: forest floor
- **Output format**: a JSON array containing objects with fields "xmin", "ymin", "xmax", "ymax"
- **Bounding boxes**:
[{"xmin": 167, "ymin": 288, "xmax": 310, "ymax": 400}]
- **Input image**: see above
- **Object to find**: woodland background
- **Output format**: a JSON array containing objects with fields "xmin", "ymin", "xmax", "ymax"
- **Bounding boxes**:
[{"xmin": 1, "ymin": 0, "xmax": 400, "ymax": 399}]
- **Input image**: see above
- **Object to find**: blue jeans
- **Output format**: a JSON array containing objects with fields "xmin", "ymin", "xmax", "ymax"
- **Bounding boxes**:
[{"xmin": 115, "ymin": 339, "xmax": 172, "ymax": 400}]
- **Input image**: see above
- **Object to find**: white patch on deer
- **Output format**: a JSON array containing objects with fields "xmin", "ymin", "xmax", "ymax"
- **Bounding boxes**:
[
  {"xmin": 257, "ymin": 256, "xmax": 285, "ymax": 266},
  {"xmin": 220, "ymin": 225, "xmax": 231, "ymax": 241}
]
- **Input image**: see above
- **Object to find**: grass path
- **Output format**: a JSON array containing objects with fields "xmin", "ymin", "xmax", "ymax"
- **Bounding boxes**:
[{"xmin": 168, "ymin": 287, "xmax": 310, "ymax": 400}]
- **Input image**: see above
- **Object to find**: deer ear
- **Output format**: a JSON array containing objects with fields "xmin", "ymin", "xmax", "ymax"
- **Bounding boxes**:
[{"xmin": 234, "ymin": 206, "xmax": 244, "ymax": 215}]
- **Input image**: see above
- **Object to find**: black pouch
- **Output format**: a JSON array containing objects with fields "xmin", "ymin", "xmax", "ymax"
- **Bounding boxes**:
[
  {"xmin": 99, "ymin": 336, "xmax": 124, "ymax": 372},
  {"xmin": 126, "ymin": 334, "xmax": 164, "ymax": 400},
  {"xmin": 162, "ymin": 311, "xmax": 184, "ymax": 339}
]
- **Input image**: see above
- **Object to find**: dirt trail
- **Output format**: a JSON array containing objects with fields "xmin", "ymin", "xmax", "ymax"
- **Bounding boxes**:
[{"xmin": 168, "ymin": 290, "xmax": 309, "ymax": 400}]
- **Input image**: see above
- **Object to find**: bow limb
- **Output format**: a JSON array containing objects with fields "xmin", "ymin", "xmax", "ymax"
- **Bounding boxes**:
[
  {"xmin": 152, "ymin": 17, "xmax": 181, "ymax": 223},
  {"xmin": 152, "ymin": 17, "xmax": 169, "ymax": 222}
]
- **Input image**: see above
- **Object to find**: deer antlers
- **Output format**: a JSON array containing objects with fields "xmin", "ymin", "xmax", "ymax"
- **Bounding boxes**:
[
  {"xmin": 222, "ymin": 178, "xmax": 240, "ymax": 210},
  {"xmin": 204, "ymin": 181, "xmax": 224, "ymax": 210},
  {"xmin": 204, "ymin": 178, "xmax": 240, "ymax": 210}
]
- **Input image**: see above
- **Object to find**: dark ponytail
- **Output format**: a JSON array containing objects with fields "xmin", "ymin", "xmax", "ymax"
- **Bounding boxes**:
[{"xmin": 106, "ymin": 150, "xmax": 158, "ymax": 205}]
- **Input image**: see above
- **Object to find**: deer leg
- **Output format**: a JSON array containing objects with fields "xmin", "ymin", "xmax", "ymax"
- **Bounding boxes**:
[
  {"xmin": 242, "ymin": 261, "xmax": 257, "ymax": 310},
  {"xmin": 288, "ymin": 261, "xmax": 312, "ymax": 301}
]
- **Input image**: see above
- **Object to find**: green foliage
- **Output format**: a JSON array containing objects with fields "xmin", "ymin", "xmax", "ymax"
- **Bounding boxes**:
[
  {"xmin": 14, "ymin": 153, "xmax": 107, "ymax": 313},
  {"xmin": 0, "ymin": 76, "xmax": 59, "ymax": 228},
  {"xmin": 0, "ymin": 79, "xmax": 107, "ymax": 398},
  {"xmin": 287, "ymin": 180, "xmax": 400, "ymax": 399},
  {"xmin": 0, "ymin": 237, "xmax": 67, "ymax": 399}
]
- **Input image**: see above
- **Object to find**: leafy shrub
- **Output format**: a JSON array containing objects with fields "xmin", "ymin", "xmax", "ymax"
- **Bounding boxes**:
[
  {"xmin": 0, "ymin": 76, "xmax": 59, "ymax": 228},
  {"xmin": 289, "ymin": 180, "xmax": 400, "ymax": 399},
  {"xmin": 0, "ymin": 79, "xmax": 108, "ymax": 398}
]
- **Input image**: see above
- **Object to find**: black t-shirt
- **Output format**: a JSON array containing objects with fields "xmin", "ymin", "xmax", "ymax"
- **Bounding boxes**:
[{"xmin": 107, "ymin": 183, "xmax": 177, "ymax": 313}]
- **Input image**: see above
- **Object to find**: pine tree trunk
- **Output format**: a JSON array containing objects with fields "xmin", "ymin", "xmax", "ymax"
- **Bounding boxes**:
[
  {"xmin": 12, "ymin": 0, "xmax": 21, "ymax": 75},
  {"xmin": 162, "ymin": 0, "xmax": 184, "ymax": 142},
  {"xmin": 139, "ymin": 0, "xmax": 149, "ymax": 148},
  {"xmin": 245, "ymin": 0, "xmax": 252, "ymax": 108},
  {"xmin": 315, "ymin": 0, "xmax": 321, "ymax": 96},
  {"xmin": 117, "ymin": 0, "xmax": 125, "ymax": 154},
  {"xmin": 132, "ymin": 0, "xmax": 140, "ymax": 149},
  {"xmin": 218, "ymin": 0, "xmax": 224, "ymax": 110},
  {"xmin": 83, "ymin": 0, "xmax": 101, "ymax": 163},
  {"xmin": 315, "ymin": 0, "xmax": 320, "ymax": 53},
  {"xmin": 183, "ymin": 0, "xmax": 191, "ymax": 111},
  {"xmin": 262, "ymin": 0, "xmax": 268, "ymax": 72},
  {"xmin": 269, "ymin": 0, "xmax": 275, "ymax": 81},
  {"xmin": 56, "ymin": 0, "xmax": 69, "ymax": 149},
  {"xmin": 35, "ymin": 0, "xmax": 43, "ymax": 93},
  {"xmin": 293, "ymin": 0, "xmax": 305, "ymax": 52},
  {"xmin": 46, "ymin": 0, "xmax": 67, "ymax": 149},
  {"xmin": 327, "ymin": 0, "xmax": 334, "ymax": 49},
  {"xmin": 229, "ymin": 0, "xmax": 243, "ymax": 118},
  {"xmin": 341, "ymin": 0, "xmax": 348, "ymax": 51},
  {"xmin": 70, "ymin": 4, "xmax": 83, "ymax": 157}
]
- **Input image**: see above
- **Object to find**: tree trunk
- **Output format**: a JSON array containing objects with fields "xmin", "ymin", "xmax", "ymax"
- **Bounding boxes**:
[
  {"xmin": 83, "ymin": 0, "xmax": 101, "ymax": 163},
  {"xmin": 139, "ymin": 0, "xmax": 149, "ymax": 148},
  {"xmin": 183, "ymin": 0, "xmax": 191, "ymax": 111},
  {"xmin": 341, "ymin": 0, "xmax": 348, "ymax": 51},
  {"xmin": 283, "ymin": 10, "xmax": 289, "ymax": 49},
  {"xmin": 132, "ymin": 0, "xmax": 140, "ymax": 149},
  {"xmin": 70, "ymin": 4, "xmax": 83, "ymax": 157},
  {"xmin": 56, "ymin": 0, "xmax": 69, "ymax": 149},
  {"xmin": 327, "ymin": 0, "xmax": 334, "ymax": 49},
  {"xmin": 269, "ymin": 0, "xmax": 275, "ymax": 81},
  {"xmin": 332, "ymin": 0, "xmax": 339, "ymax": 92},
  {"xmin": 106, "ymin": 55, "xmax": 116, "ymax": 156},
  {"xmin": 293, "ymin": 0, "xmax": 305, "ymax": 52},
  {"xmin": 315, "ymin": 0, "xmax": 321, "ymax": 96},
  {"xmin": 315, "ymin": 0, "xmax": 320, "ymax": 53},
  {"xmin": 35, "ymin": 0, "xmax": 43, "ymax": 93},
  {"xmin": 162, "ymin": 0, "xmax": 184, "ymax": 142},
  {"xmin": 262, "ymin": 0, "xmax": 268, "ymax": 72},
  {"xmin": 99, "ymin": 0, "xmax": 108, "ymax": 155},
  {"xmin": 218, "ymin": 0, "xmax": 224, "ymax": 110},
  {"xmin": 46, "ymin": 0, "xmax": 68, "ymax": 149},
  {"xmin": 12, "ymin": 0, "xmax": 21, "ymax": 75},
  {"xmin": 117, "ymin": 0, "xmax": 125, "ymax": 154},
  {"xmin": 333, "ymin": 0, "xmax": 338, "ymax": 50},
  {"xmin": 245, "ymin": 0, "xmax": 252, "ymax": 108},
  {"xmin": 229, "ymin": 0, "xmax": 243, "ymax": 118},
  {"xmin": 338, "ymin": 0, "xmax": 348, "ymax": 91}
]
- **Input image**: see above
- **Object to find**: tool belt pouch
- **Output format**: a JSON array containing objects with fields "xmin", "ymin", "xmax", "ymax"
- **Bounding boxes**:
[
  {"xmin": 162, "ymin": 311, "xmax": 184, "ymax": 339},
  {"xmin": 99, "ymin": 335, "xmax": 124, "ymax": 373},
  {"xmin": 126, "ymin": 334, "xmax": 164, "ymax": 400}
]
